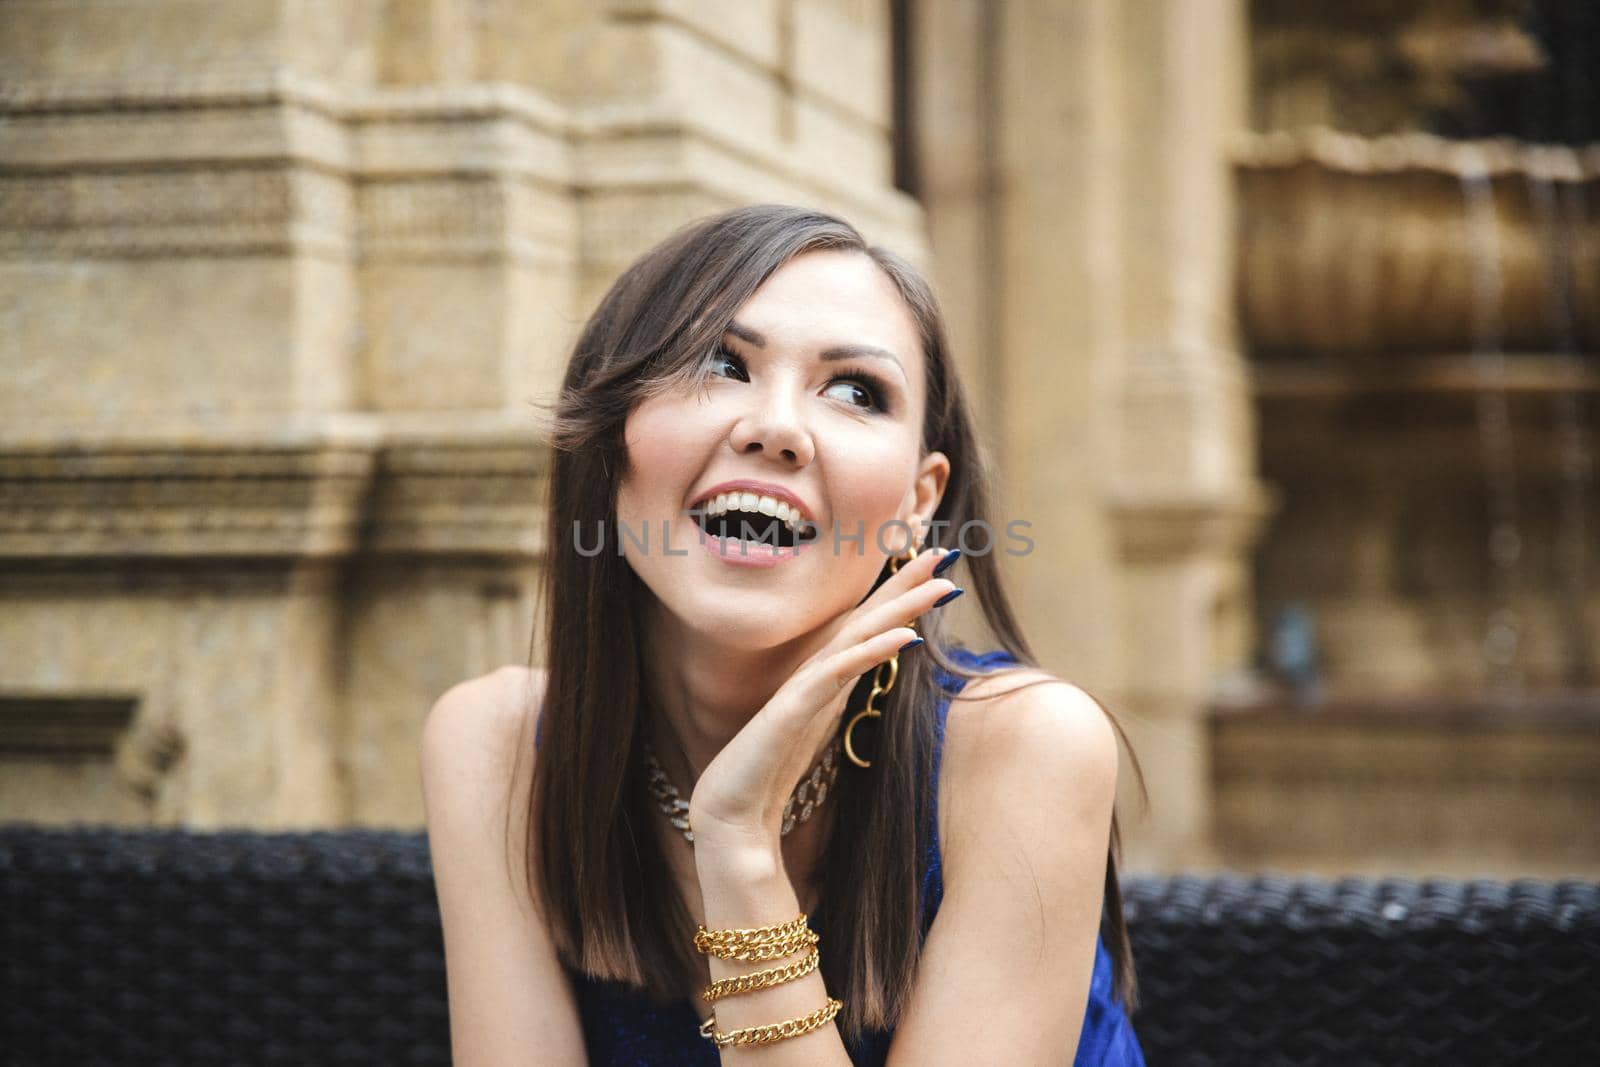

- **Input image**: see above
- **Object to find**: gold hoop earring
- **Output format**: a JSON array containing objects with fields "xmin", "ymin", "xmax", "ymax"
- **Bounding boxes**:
[
  {"xmin": 844, "ymin": 652, "xmax": 899, "ymax": 769},
  {"xmin": 845, "ymin": 544, "xmax": 919, "ymax": 769}
]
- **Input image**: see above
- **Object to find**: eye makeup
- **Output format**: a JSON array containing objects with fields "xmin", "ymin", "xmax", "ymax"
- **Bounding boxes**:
[{"xmin": 709, "ymin": 343, "xmax": 895, "ymax": 415}]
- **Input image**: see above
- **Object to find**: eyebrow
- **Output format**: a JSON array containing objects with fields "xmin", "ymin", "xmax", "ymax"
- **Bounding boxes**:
[{"xmin": 725, "ymin": 319, "xmax": 906, "ymax": 381}]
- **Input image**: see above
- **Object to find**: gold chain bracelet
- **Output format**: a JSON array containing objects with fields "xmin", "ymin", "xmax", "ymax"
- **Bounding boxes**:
[
  {"xmin": 694, "ymin": 914, "xmax": 816, "ymax": 961},
  {"xmin": 702, "ymin": 944, "xmax": 821, "ymax": 1003},
  {"xmin": 703, "ymin": 928, "xmax": 817, "ymax": 962},
  {"xmin": 698, "ymin": 996, "xmax": 844, "ymax": 1049}
]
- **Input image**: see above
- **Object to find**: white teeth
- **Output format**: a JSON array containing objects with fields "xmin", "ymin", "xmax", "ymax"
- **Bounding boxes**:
[{"xmin": 697, "ymin": 491, "xmax": 812, "ymax": 537}]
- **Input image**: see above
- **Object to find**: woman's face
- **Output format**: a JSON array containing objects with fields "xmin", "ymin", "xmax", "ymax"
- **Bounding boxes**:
[{"xmin": 616, "ymin": 249, "xmax": 950, "ymax": 652}]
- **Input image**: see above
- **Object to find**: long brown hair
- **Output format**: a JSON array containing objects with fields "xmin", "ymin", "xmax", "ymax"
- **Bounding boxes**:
[{"xmin": 521, "ymin": 204, "xmax": 1148, "ymax": 1041}]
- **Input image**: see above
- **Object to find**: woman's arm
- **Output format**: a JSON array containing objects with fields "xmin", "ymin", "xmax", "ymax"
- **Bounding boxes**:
[
  {"xmin": 681, "ymin": 549, "xmax": 957, "ymax": 1064},
  {"xmin": 886, "ymin": 670, "xmax": 1122, "ymax": 1065},
  {"xmin": 691, "ymin": 835, "xmax": 851, "ymax": 1065},
  {"xmin": 420, "ymin": 665, "xmax": 588, "ymax": 1067}
]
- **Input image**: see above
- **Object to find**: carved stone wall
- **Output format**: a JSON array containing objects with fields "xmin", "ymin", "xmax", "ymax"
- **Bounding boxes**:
[
  {"xmin": 1230, "ymin": 2, "xmax": 1600, "ymax": 878},
  {"xmin": 1, "ymin": 1, "xmax": 921, "ymax": 828},
  {"xmin": 916, "ymin": 0, "xmax": 1267, "ymax": 874},
  {"xmin": 1237, "ymin": 130, "xmax": 1600, "ymax": 356},
  {"xmin": 1212, "ymin": 693, "xmax": 1600, "ymax": 879},
  {"xmin": 1249, "ymin": 0, "xmax": 1543, "ymax": 137}
]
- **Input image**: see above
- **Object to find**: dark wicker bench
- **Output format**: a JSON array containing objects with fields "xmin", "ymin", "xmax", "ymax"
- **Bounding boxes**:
[{"xmin": 3, "ymin": 826, "xmax": 1596, "ymax": 1065}]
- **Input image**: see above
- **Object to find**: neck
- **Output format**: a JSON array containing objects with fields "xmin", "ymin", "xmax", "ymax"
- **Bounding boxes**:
[
  {"xmin": 638, "ymin": 597, "xmax": 801, "ymax": 783},
  {"xmin": 637, "ymin": 595, "xmax": 842, "ymax": 889}
]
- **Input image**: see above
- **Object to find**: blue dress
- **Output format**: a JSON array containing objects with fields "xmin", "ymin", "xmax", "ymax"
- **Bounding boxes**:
[{"xmin": 560, "ymin": 647, "xmax": 1147, "ymax": 1065}]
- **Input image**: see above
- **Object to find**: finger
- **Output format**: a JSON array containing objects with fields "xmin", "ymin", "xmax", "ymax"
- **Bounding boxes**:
[
  {"xmin": 751, "ymin": 624, "xmax": 914, "ymax": 755},
  {"xmin": 780, "ymin": 549, "xmax": 950, "ymax": 732},
  {"xmin": 810, "ymin": 625, "xmax": 921, "ymax": 697},
  {"xmin": 853, "ymin": 545, "xmax": 952, "ymax": 616},
  {"xmin": 845, "ymin": 569, "xmax": 958, "ymax": 647}
]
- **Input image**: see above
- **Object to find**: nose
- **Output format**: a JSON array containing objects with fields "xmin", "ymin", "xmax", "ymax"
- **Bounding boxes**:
[{"xmin": 728, "ymin": 381, "xmax": 815, "ymax": 466}]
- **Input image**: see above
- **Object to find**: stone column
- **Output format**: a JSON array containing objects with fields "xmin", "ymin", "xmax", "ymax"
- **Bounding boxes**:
[
  {"xmin": 1106, "ymin": 0, "xmax": 1270, "ymax": 871},
  {"xmin": 916, "ymin": 0, "xmax": 1125, "ymax": 677},
  {"xmin": 917, "ymin": 0, "xmax": 1269, "ymax": 872}
]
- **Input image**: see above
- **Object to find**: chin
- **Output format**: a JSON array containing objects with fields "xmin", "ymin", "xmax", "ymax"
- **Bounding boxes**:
[
  {"xmin": 694, "ymin": 618, "xmax": 799, "ymax": 651},
  {"xmin": 664, "ymin": 599, "xmax": 799, "ymax": 650}
]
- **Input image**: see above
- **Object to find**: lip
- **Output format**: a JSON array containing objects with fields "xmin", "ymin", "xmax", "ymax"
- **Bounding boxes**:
[
  {"xmin": 688, "ymin": 479, "xmax": 819, "ymax": 527},
  {"xmin": 696, "ymin": 529, "xmax": 815, "ymax": 567}
]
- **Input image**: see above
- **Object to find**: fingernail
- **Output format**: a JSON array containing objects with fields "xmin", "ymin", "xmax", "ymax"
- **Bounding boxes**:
[
  {"xmin": 899, "ymin": 637, "xmax": 925, "ymax": 651},
  {"xmin": 932, "ymin": 548, "xmax": 962, "ymax": 577},
  {"xmin": 932, "ymin": 587, "xmax": 964, "ymax": 608}
]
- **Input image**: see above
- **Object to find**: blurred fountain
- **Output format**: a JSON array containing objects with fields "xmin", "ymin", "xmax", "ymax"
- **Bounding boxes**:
[
  {"xmin": 1236, "ymin": 128, "xmax": 1600, "ymax": 357},
  {"xmin": 1211, "ymin": 0, "xmax": 1600, "ymax": 880},
  {"xmin": 1526, "ymin": 164, "xmax": 1597, "ymax": 687},
  {"xmin": 1460, "ymin": 148, "xmax": 1528, "ymax": 702},
  {"xmin": 1236, "ymin": 127, "xmax": 1600, "ymax": 698}
]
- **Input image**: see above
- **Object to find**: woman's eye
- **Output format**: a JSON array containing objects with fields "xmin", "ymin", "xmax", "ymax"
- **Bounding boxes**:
[
  {"xmin": 708, "ymin": 345, "xmax": 747, "ymax": 379},
  {"xmin": 823, "ymin": 378, "xmax": 882, "ymax": 411},
  {"xmin": 708, "ymin": 344, "xmax": 887, "ymax": 413}
]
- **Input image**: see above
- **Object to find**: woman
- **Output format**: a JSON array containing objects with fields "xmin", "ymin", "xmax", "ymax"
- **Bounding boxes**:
[{"xmin": 421, "ymin": 205, "xmax": 1149, "ymax": 1065}]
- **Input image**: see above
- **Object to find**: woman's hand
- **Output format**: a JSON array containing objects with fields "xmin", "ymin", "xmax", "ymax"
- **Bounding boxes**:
[{"xmin": 684, "ymin": 546, "xmax": 960, "ymax": 857}]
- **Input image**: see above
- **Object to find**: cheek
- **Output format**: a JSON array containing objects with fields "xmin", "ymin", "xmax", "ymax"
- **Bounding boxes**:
[
  {"xmin": 824, "ymin": 431, "xmax": 922, "ymax": 535},
  {"xmin": 618, "ymin": 400, "xmax": 700, "ymax": 516}
]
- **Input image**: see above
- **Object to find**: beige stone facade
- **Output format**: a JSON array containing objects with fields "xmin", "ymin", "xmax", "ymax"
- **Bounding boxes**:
[
  {"xmin": 6, "ymin": 1, "xmax": 1590, "ymax": 880},
  {"xmin": 1, "ymin": 0, "xmax": 922, "ymax": 830},
  {"xmin": 5, "ymin": 2, "xmax": 1264, "ymax": 872}
]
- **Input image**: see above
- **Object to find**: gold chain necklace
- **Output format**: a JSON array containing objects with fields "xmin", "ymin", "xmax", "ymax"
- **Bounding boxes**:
[{"xmin": 643, "ymin": 737, "xmax": 842, "ymax": 845}]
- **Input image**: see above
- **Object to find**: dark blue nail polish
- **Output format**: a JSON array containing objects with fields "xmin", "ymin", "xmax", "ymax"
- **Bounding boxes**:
[
  {"xmin": 932, "ymin": 587, "xmax": 964, "ymax": 608},
  {"xmin": 932, "ymin": 548, "xmax": 962, "ymax": 577},
  {"xmin": 899, "ymin": 637, "xmax": 925, "ymax": 651}
]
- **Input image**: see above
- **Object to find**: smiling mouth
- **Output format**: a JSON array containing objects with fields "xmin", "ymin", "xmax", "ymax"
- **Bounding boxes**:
[{"xmin": 691, "ymin": 509, "xmax": 818, "ymax": 549}]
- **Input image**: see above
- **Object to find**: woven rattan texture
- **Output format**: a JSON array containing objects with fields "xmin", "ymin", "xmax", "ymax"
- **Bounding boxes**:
[
  {"xmin": 2, "ymin": 827, "xmax": 448, "ymax": 1066},
  {"xmin": 1120, "ymin": 874, "xmax": 1600, "ymax": 1065},
  {"xmin": 3, "ymin": 826, "xmax": 1598, "ymax": 1065}
]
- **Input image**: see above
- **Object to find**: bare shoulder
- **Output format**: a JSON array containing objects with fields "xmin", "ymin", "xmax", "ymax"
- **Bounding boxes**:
[
  {"xmin": 938, "ymin": 662, "xmax": 1120, "ymax": 878},
  {"xmin": 881, "ymin": 667, "xmax": 1121, "ymax": 1059},
  {"xmin": 419, "ymin": 664, "xmax": 550, "ymax": 897},
  {"xmin": 419, "ymin": 668, "xmax": 550, "ymax": 902},
  {"xmin": 420, "ymin": 664, "xmax": 585, "ymax": 1065},
  {"xmin": 423, "ymin": 665, "xmax": 547, "ymax": 763},
  {"xmin": 943, "ymin": 663, "xmax": 1119, "ymax": 770}
]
